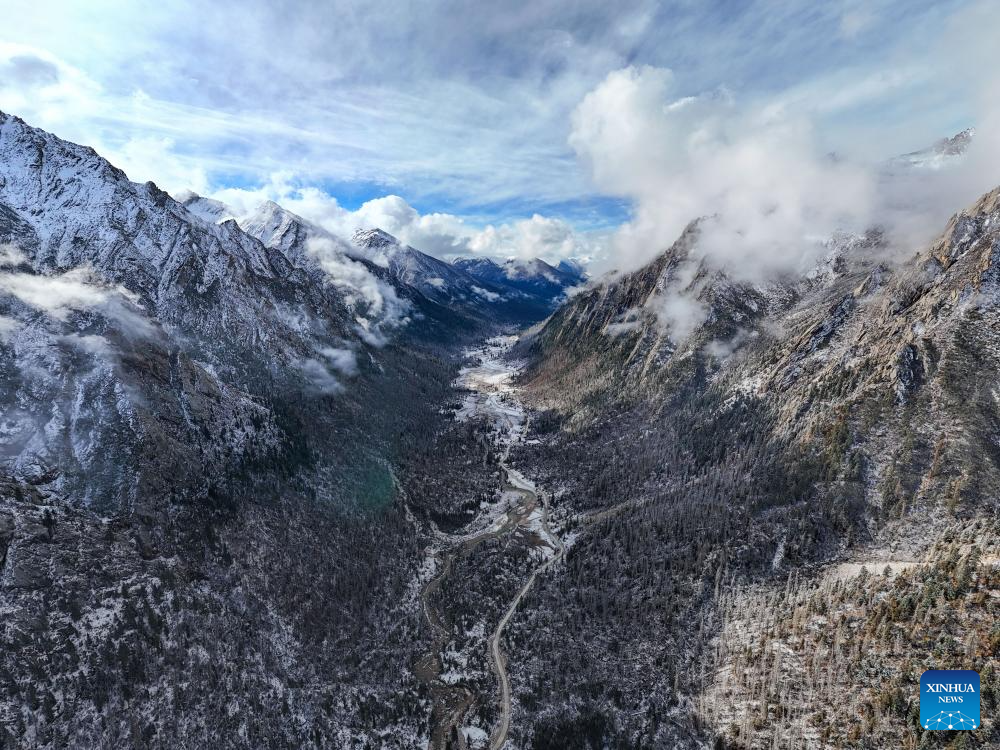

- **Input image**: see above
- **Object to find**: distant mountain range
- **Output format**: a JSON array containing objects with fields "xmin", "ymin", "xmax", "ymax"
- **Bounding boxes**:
[
  {"xmin": 888, "ymin": 127, "xmax": 974, "ymax": 171},
  {"xmin": 453, "ymin": 255, "xmax": 585, "ymax": 304},
  {"xmin": 183, "ymin": 193, "xmax": 585, "ymax": 329}
]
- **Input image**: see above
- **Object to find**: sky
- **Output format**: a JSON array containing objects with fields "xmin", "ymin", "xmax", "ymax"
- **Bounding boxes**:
[{"xmin": 0, "ymin": 0, "xmax": 995, "ymax": 269}]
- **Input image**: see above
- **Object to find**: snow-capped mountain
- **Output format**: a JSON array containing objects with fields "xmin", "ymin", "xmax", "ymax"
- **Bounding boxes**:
[
  {"xmin": 886, "ymin": 127, "xmax": 974, "ymax": 171},
  {"xmin": 508, "ymin": 176, "xmax": 1000, "ymax": 747},
  {"xmin": 0, "ymin": 110, "xmax": 493, "ymax": 511},
  {"xmin": 453, "ymin": 254, "xmax": 585, "ymax": 308},
  {"xmin": 178, "ymin": 190, "xmax": 573, "ymax": 332},
  {"xmin": 351, "ymin": 227, "xmax": 510, "ymax": 310}
]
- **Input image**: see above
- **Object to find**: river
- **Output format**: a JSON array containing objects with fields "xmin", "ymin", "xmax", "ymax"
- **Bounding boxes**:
[{"xmin": 411, "ymin": 336, "xmax": 564, "ymax": 750}]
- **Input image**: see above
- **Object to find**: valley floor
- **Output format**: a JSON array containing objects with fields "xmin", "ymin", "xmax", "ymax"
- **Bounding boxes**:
[{"xmin": 409, "ymin": 336, "xmax": 564, "ymax": 750}]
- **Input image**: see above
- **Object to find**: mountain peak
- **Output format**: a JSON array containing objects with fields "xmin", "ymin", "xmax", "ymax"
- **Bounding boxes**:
[
  {"xmin": 179, "ymin": 192, "xmax": 235, "ymax": 224},
  {"xmin": 890, "ymin": 127, "xmax": 975, "ymax": 171},
  {"xmin": 352, "ymin": 227, "xmax": 399, "ymax": 250}
]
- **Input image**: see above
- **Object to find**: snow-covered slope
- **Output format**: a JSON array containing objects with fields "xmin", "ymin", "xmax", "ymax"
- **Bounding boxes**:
[
  {"xmin": 0, "ymin": 111, "xmax": 418, "ymax": 510},
  {"xmin": 351, "ymin": 227, "xmax": 507, "ymax": 308},
  {"xmin": 453, "ymin": 254, "xmax": 585, "ymax": 309}
]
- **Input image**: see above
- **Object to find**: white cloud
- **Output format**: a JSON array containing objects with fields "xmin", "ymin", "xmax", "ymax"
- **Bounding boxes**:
[
  {"xmin": 467, "ymin": 214, "xmax": 602, "ymax": 262},
  {"xmin": 570, "ymin": 65, "xmax": 875, "ymax": 280},
  {"xmin": 60, "ymin": 333, "xmax": 115, "ymax": 358},
  {"xmin": 860, "ymin": 1, "xmax": 1000, "ymax": 253},
  {"xmin": 297, "ymin": 357, "xmax": 344, "ymax": 395},
  {"xmin": 317, "ymin": 346, "xmax": 358, "ymax": 377},
  {"xmin": 0, "ymin": 267, "xmax": 124, "ymax": 320},
  {"xmin": 471, "ymin": 285, "xmax": 500, "ymax": 302},
  {"xmin": 0, "ymin": 248, "xmax": 154, "ymax": 336},
  {"xmin": 0, "ymin": 244, "xmax": 28, "ymax": 268},
  {"xmin": 211, "ymin": 177, "xmax": 601, "ymax": 263},
  {"xmin": 304, "ymin": 236, "xmax": 410, "ymax": 344}
]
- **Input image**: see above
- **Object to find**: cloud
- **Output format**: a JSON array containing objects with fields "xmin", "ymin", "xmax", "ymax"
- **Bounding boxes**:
[
  {"xmin": 348, "ymin": 198, "xmax": 604, "ymax": 262},
  {"xmin": 317, "ymin": 346, "xmax": 358, "ymax": 377},
  {"xmin": 570, "ymin": 65, "xmax": 875, "ymax": 279},
  {"xmin": 0, "ymin": 244, "xmax": 28, "ymax": 268},
  {"xmin": 304, "ymin": 236, "xmax": 410, "ymax": 344},
  {"xmin": 705, "ymin": 328, "xmax": 758, "ymax": 359},
  {"xmin": 295, "ymin": 339, "xmax": 359, "ymax": 395},
  {"xmin": 212, "ymin": 178, "xmax": 601, "ymax": 263},
  {"xmin": 59, "ymin": 333, "xmax": 115, "ymax": 358},
  {"xmin": 297, "ymin": 357, "xmax": 345, "ymax": 395},
  {"xmin": 0, "ymin": 53, "xmax": 59, "ymax": 86},
  {"xmin": 471, "ymin": 286, "xmax": 500, "ymax": 302},
  {"xmin": 467, "ymin": 213, "xmax": 605, "ymax": 262},
  {"xmin": 567, "ymin": 4, "xmax": 998, "ymax": 342},
  {"xmin": 0, "ymin": 246, "xmax": 155, "ymax": 336},
  {"xmin": 0, "ymin": 267, "xmax": 123, "ymax": 320}
]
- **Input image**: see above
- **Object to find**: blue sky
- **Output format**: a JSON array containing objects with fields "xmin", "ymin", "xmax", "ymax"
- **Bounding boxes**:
[{"xmin": 0, "ymin": 0, "xmax": 993, "ymax": 265}]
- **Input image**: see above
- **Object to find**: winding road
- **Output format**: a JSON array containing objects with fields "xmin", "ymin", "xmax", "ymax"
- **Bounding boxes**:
[{"xmin": 487, "ymin": 472, "xmax": 564, "ymax": 750}]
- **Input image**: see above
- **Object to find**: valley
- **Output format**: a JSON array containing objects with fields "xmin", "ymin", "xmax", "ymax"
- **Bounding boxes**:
[
  {"xmin": 412, "ymin": 337, "xmax": 564, "ymax": 750},
  {"xmin": 1, "ymin": 108, "xmax": 998, "ymax": 750}
]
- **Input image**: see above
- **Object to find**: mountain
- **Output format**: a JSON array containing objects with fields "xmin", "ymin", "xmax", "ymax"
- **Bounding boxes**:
[
  {"xmin": 350, "ymin": 227, "xmax": 585, "ymax": 324},
  {"xmin": 0, "ymin": 110, "xmax": 444, "ymax": 512},
  {"xmin": 453, "ymin": 254, "xmax": 585, "ymax": 310},
  {"xmin": 502, "ymin": 182, "xmax": 1000, "ymax": 746},
  {"xmin": 350, "ymin": 227, "xmax": 526, "ymax": 323},
  {"xmin": 180, "ymin": 193, "xmax": 569, "ymax": 332},
  {"xmin": 4, "ymin": 109, "xmax": 997, "ymax": 750},
  {"xmin": 889, "ymin": 127, "xmax": 975, "ymax": 171},
  {"xmin": 0, "ymin": 112, "xmax": 497, "ymax": 748}
]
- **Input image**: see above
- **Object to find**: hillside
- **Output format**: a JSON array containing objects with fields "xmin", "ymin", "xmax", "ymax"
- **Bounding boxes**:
[
  {"xmin": 502, "ymin": 185, "xmax": 1000, "ymax": 747},
  {"xmin": 0, "ymin": 112, "xmax": 554, "ymax": 749}
]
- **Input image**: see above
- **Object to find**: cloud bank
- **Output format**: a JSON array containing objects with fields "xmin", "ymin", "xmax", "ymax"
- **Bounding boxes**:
[
  {"xmin": 213, "ymin": 178, "xmax": 603, "ymax": 264},
  {"xmin": 570, "ymin": 65, "xmax": 875, "ymax": 277}
]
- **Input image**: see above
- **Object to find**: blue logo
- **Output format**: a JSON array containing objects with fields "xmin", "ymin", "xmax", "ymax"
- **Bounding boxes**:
[{"xmin": 921, "ymin": 670, "xmax": 980, "ymax": 730}]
